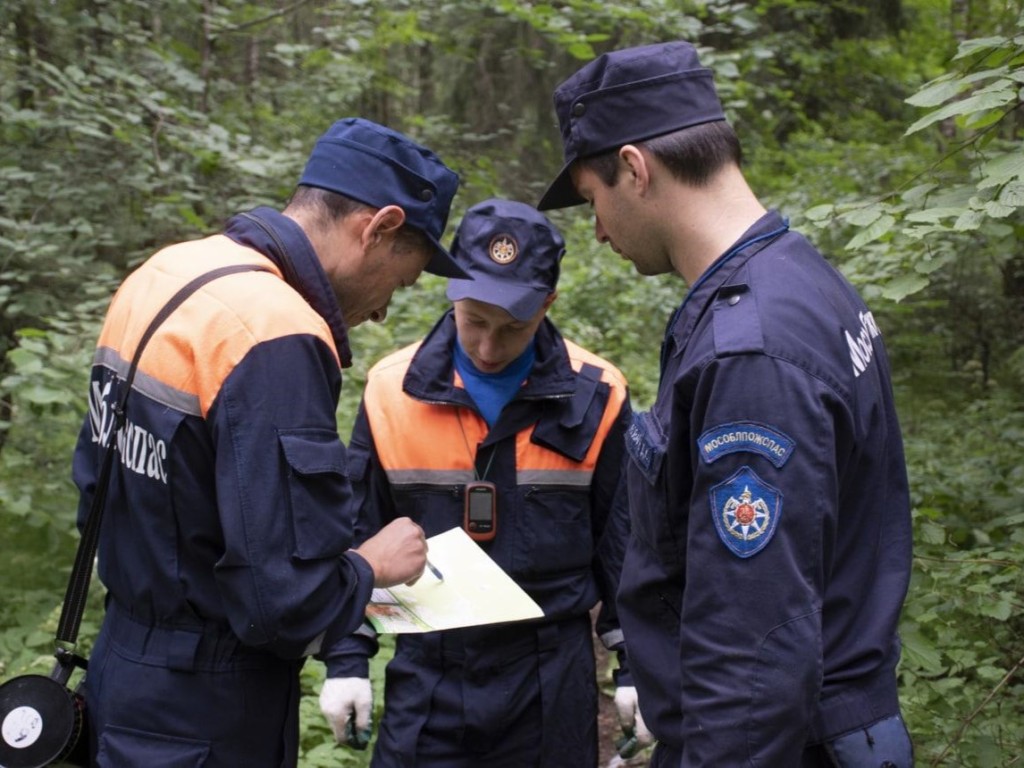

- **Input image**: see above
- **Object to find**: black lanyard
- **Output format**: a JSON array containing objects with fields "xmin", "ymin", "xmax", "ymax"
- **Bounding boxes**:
[{"xmin": 54, "ymin": 264, "xmax": 269, "ymax": 660}]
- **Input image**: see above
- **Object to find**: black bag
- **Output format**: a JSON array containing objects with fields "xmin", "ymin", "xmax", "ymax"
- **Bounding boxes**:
[
  {"xmin": 0, "ymin": 265, "xmax": 267, "ymax": 768},
  {"xmin": 0, "ymin": 651, "xmax": 89, "ymax": 767}
]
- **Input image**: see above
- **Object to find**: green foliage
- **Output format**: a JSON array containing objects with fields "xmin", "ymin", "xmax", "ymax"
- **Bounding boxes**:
[
  {"xmin": 801, "ymin": 11, "xmax": 1024, "ymax": 302},
  {"xmin": 899, "ymin": 390, "xmax": 1024, "ymax": 766},
  {"xmin": 0, "ymin": 317, "xmax": 103, "ymax": 683},
  {"xmin": 1, "ymin": 319, "xmax": 96, "ymax": 539},
  {"xmin": 0, "ymin": 586, "xmax": 102, "ymax": 686}
]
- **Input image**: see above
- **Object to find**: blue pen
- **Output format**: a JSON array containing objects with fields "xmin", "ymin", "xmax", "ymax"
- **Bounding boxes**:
[{"xmin": 426, "ymin": 559, "xmax": 444, "ymax": 582}]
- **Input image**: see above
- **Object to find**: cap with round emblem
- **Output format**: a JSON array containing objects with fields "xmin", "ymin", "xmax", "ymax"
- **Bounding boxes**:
[{"xmin": 445, "ymin": 199, "xmax": 565, "ymax": 322}]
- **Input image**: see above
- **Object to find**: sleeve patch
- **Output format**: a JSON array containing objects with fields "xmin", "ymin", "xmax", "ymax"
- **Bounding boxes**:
[
  {"xmin": 710, "ymin": 467, "xmax": 781, "ymax": 558},
  {"xmin": 697, "ymin": 421, "xmax": 795, "ymax": 467},
  {"xmin": 625, "ymin": 411, "xmax": 665, "ymax": 486}
]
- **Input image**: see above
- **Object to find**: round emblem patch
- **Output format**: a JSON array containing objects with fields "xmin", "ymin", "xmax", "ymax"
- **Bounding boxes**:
[
  {"xmin": 709, "ymin": 466, "xmax": 781, "ymax": 558},
  {"xmin": 488, "ymin": 234, "xmax": 518, "ymax": 264}
]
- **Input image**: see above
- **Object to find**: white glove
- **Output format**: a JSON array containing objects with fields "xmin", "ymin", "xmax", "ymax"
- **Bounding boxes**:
[
  {"xmin": 319, "ymin": 677, "xmax": 373, "ymax": 749},
  {"xmin": 613, "ymin": 685, "xmax": 653, "ymax": 757}
]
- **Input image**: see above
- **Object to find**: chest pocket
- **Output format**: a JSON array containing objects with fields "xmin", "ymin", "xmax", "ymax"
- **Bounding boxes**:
[
  {"xmin": 530, "ymin": 364, "xmax": 608, "ymax": 461},
  {"xmin": 279, "ymin": 430, "xmax": 353, "ymax": 561}
]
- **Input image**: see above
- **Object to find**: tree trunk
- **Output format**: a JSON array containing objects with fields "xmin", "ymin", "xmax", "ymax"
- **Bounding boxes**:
[
  {"xmin": 200, "ymin": 0, "xmax": 213, "ymax": 114},
  {"xmin": 13, "ymin": 4, "xmax": 37, "ymax": 109}
]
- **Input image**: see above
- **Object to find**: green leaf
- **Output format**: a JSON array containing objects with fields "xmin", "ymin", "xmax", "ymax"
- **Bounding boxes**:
[
  {"xmin": 998, "ymin": 181, "xmax": 1024, "ymax": 207},
  {"xmin": 919, "ymin": 522, "xmax": 947, "ymax": 545},
  {"xmin": 983, "ymin": 200, "xmax": 1016, "ymax": 218},
  {"xmin": 6, "ymin": 348, "xmax": 43, "ymax": 374},
  {"xmin": 953, "ymin": 209, "xmax": 985, "ymax": 231},
  {"xmin": 905, "ymin": 89, "xmax": 1016, "ymax": 135},
  {"xmin": 905, "ymin": 77, "xmax": 964, "ymax": 107},
  {"xmin": 899, "ymin": 628, "xmax": 946, "ymax": 675},
  {"xmin": 975, "ymin": 666, "xmax": 1006, "ymax": 682},
  {"xmin": 978, "ymin": 599, "xmax": 1013, "ymax": 621},
  {"xmin": 804, "ymin": 204, "xmax": 834, "ymax": 222},
  {"xmin": 900, "ymin": 183, "xmax": 938, "ymax": 204},
  {"xmin": 881, "ymin": 274, "xmax": 930, "ymax": 302},
  {"xmin": 964, "ymin": 108, "xmax": 1007, "ymax": 130},
  {"xmin": 845, "ymin": 214, "xmax": 896, "ymax": 250},
  {"xmin": 841, "ymin": 204, "xmax": 886, "ymax": 227},
  {"xmin": 954, "ymin": 35, "xmax": 1011, "ymax": 59},
  {"xmin": 977, "ymin": 153, "xmax": 1024, "ymax": 189},
  {"xmin": 904, "ymin": 207, "xmax": 962, "ymax": 223},
  {"xmin": 567, "ymin": 41, "xmax": 596, "ymax": 60},
  {"xmin": 235, "ymin": 159, "xmax": 275, "ymax": 177},
  {"xmin": 915, "ymin": 250, "xmax": 955, "ymax": 275}
]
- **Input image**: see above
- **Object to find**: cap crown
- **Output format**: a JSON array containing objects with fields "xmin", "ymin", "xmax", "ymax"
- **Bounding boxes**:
[
  {"xmin": 299, "ymin": 118, "xmax": 465, "ymax": 277},
  {"xmin": 445, "ymin": 199, "xmax": 565, "ymax": 322},
  {"xmin": 539, "ymin": 41, "xmax": 726, "ymax": 210}
]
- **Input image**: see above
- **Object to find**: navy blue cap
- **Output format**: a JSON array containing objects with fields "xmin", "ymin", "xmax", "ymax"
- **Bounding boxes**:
[
  {"xmin": 445, "ymin": 199, "xmax": 565, "ymax": 322},
  {"xmin": 298, "ymin": 117, "xmax": 467, "ymax": 278},
  {"xmin": 538, "ymin": 41, "xmax": 726, "ymax": 210}
]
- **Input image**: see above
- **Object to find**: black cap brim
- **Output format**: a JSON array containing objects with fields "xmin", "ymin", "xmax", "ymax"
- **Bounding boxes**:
[
  {"xmin": 537, "ymin": 159, "xmax": 586, "ymax": 211},
  {"xmin": 424, "ymin": 234, "xmax": 471, "ymax": 279}
]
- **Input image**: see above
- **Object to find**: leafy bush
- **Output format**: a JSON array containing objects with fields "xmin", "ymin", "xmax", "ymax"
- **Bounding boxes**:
[{"xmin": 899, "ymin": 390, "xmax": 1024, "ymax": 766}]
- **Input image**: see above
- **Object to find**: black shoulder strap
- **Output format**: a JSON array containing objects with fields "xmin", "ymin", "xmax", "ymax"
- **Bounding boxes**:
[{"xmin": 54, "ymin": 264, "xmax": 270, "ymax": 654}]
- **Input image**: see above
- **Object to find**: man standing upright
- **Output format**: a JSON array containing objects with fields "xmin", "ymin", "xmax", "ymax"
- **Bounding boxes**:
[{"xmin": 539, "ymin": 42, "xmax": 914, "ymax": 767}]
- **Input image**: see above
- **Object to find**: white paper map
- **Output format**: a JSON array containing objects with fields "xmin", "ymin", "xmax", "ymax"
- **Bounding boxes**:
[{"xmin": 366, "ymin": 526, "xmax": 544, "ymax": 633}]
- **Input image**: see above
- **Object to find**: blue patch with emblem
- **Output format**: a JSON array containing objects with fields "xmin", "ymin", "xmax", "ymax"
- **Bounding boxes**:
[
  {"xmin": 697, "ymin": 421, "xmax": 795, "ymax": 468},
  {"xmin": 709, "ymin": 466, "xmax": 782, "ymax": 558}
]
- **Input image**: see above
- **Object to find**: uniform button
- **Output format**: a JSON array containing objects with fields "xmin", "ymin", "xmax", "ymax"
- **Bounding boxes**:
[
  {"xmin": 572, "ymin": 102, "xmax": 586, "ymax": 117},
  {"xmin": 728, "ymin": 294, "xmax": 741, "ymax": 306},
  {"xmin": 419, "ymin": 188, "xmax": 434, "ymax": 202}
]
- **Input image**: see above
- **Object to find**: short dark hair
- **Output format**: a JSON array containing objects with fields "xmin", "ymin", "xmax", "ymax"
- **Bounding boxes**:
[
  {"xmin": 580, "ymin": 120, "xmax": 742, "ymax": 189},
  {"xmin": 286, "ymin": 184, "xmax": 370, "ymax": 222},
  {"xmin": 286, "ymin": 184, "xmax": 431, "ymax": 255}
]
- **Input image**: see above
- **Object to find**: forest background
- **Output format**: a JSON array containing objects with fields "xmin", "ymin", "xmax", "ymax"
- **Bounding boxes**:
[{"xmin": 1, "ymin": 0, "xmax": 1022, "ymax": 765}]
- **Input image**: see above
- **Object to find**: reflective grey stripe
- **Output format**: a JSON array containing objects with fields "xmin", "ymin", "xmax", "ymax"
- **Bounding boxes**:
[
  {"xmin": 517, "ymin": 469, "xmax": 593, "ymax": 486},
  {"xmin": 382, "ymin": 468, "xmax": 594, "ymax": 486},
  {"xmin": 384, "ymin": 469, "xmax": 475, "ymax": 485},
  {"xmin": 302, "ymin": 630, "xmax": 326, "ymax": 656},
  {"xmin": 95, "ymin": 346, "xmax": 202, "ymax": 417},
  {"xmin": 600, "ymin": 628, "xmax": 625, "ymax": 651},
  {"xmin": 353, "ymin": 621, "xmax": 378, "ymax": 640}
]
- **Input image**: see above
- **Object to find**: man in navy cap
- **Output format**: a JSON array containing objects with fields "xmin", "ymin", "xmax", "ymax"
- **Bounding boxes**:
[
  {"xmin": 318, "ymin": 198, "xmax": 647, "ymax": 767},
  {"xmin": 539, "ymin": 42, "xmax": 915, "ymax": 767},
  {"xmin": 72, "ymin": 117, "xmax": 464, "ymax": 766}
]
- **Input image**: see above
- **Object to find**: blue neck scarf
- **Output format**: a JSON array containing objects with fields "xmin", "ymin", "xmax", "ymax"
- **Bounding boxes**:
[{"xmin": 453, "ymin": 339, "xmax": 535, "ymax": 426}]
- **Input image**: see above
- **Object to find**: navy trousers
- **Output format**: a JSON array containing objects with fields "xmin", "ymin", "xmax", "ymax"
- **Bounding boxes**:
[{"xmin": 85, "ymin": 602, "xmax": 301, "ymax": 767}]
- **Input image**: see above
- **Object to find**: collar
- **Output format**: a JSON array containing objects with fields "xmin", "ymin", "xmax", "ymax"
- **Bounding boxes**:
[
  {"xmin": 224, "ymin": 207, "xmax": 353, "ymax": 368},
  {"xmin": 663, "ymin": 210, "xmax": 789, "ymax": 370},
  {"xmin": 402, "ymin": 311, "xmax": 576, "ymax": 406}
]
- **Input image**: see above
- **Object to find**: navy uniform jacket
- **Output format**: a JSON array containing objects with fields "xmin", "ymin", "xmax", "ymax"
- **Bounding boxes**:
[
  {"xmin": 618, "ymin": 210, "xmax": 912, "ymax": 766},
  {"xmin": 71, "ymin": 208, "xmax": 373, "ymax": 765},
  {"xmin": 326, "ymin": 312, "xmax": 632, "ymax": 765}
]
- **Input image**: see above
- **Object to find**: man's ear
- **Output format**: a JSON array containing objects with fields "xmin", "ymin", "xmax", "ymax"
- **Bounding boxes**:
[
  {"xmin": 361, "ymin": 205, "xmax": 407, "ymax": 248},
  {"xmin": 619, "ymin": 145, "xmax": 650, "ymax": 195}
]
